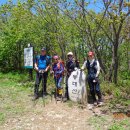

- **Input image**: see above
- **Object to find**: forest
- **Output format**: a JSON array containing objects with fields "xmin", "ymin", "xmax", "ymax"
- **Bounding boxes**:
[
  {"xmin": 0, "ymin": 0, "xmax": 129, "ymax": 84},
  {"xmin": 0, "ymin": 0, "xmax": 130, "ymax": 129}
]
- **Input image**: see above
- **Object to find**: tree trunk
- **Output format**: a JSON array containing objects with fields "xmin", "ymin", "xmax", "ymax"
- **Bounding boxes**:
[
  {"xmin": 17, "ymin": 42, "xmax": 22, "ymax": 72},
  {"xmin": 113, "ymin": 41, "xmax": 119, "ymax": 84},
  {"xmin": 108, "ymin": 40, "xmax": 119, "ymax": 84},
  {"xmin": 97, "ymin": 55, "xmax": 107, "ymax": 75}
]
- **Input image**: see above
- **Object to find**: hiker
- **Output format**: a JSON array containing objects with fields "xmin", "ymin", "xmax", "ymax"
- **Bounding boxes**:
[
  {"xmin": 33, "ymin": 47, "xmax": 51, "ymax": 100},
  {"xmin": 51, "ymin": 55, "xmax": 64, "ymax": 100},
  {"xmin": 81, "ymin": 51, "xmax": 103, "ymax": 106},
  {"xmin": 64, "ymin": 52, "xmax": 80, "ymax": 101}
]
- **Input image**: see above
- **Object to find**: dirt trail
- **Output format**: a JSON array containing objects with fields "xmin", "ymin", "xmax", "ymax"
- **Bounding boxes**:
[
  {"xmin": 0, "ymin": 78, "xmax": 129, "ymax": 130},
  {"xmin": 1, "ymin": 97, "xmax": 97, "ymax": 130},
  {"xmin": 1, "ymin": 96, "xmax": 130, "ymax": 130}
]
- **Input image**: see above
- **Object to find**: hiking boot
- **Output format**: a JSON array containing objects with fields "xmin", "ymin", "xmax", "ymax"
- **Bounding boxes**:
[
  {"xmin": 41, "ymin": 91, "xmax": 48, "ymax": 96},
  {"xmin": 98, "ymin": 101, "xmax": 104, "ymax": 106},
  {"xmin": 42, "ymin": 94, "xmax": 47, "ymax": 99},
  {"xmin": 63, "ymin": 97, "xmax": 68, "ymax": 102},
  {"xmin": 93, "ymin": 101, "xmax": 97, "ymax": 106},
  {"xmin": 32, "ymin": 95, "xmax": 38, "ymax": 101}
]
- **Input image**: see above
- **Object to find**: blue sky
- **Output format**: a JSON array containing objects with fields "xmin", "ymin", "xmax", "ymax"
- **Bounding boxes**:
[
  {"xmin": 0, "ymin": 0, "xmax": 16, "ymax": 5},
  {"xmin": 0, "ymin": 0, "xmax": 103, "ymax": 12}
]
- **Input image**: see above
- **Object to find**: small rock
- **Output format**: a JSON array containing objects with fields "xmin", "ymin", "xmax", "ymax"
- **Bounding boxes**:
[
  {"xmin": 31, "ymin": 118, "xmax": 35, "ymax": 121},
  {"xmin": 87, "ymin": 104, "xmax": 94, "ymax": 110},
  {"xmin": 39, "ymin": 117, "xmax": 43, "ymax": 120}
]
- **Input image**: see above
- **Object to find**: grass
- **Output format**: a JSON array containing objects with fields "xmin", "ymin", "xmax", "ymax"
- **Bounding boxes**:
[
  {"xmin": 108, "ymin": 119, "xmax": 130, "ymax": 130},
  {"xmin": 88, "ymin": 115, "xmax": 110, "ymax": 130},
  {"xmin": 0, "ymin": 113, "xmax": 5, "ymax": 124},
  {"xmin": 0, "ymin": 73, "xmax": 31, "ymax": 124},
  {"xmin": 0, "ymin": 72, "xmax": 130, "ymax": 128},
  {"xmin": 88, "ymin": 116, "xmax": 130, "ymax": 130},
  {"xmin": 101, "ymin": 81, "xmax": 130, "ymax": 112},
  {"xmin": 0, "ymin": 72, "xmax": 56, "ymax": 125}
]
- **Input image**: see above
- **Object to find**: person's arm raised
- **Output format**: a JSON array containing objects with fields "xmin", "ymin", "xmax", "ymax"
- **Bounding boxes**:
[
  {"xmin": 45, "ymin": 65, "xmax": 50, "ymax": 72},
  {"xmin": 81, "ymin": 61, "xmax": 87, "ymax": 71},
  {"xmin": 45, "ymin": 56, "xmax": 51, "ymax": 72}
]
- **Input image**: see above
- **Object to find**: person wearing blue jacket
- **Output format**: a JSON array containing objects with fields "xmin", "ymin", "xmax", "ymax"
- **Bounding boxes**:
[
  {"xmin": 51, "ymin": 55, "xmax": 64, "ymax": 100},
  {"xmin": 33, "ymin": 48, "xmax": 51, "ymax": 100}
]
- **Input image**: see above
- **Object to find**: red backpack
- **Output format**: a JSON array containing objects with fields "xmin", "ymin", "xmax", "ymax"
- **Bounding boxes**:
[{"xmin": 58, "ymin": 60, "xmax": 65, "ymax": 76}]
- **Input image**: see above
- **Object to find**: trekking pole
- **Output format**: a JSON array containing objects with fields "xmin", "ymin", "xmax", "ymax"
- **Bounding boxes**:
[
  {"xmin": 48, "ymin": 80, "xmax": 53, "ymax": 102},
  {"xmin": 47, "ymin": 75, "xmax": 53, "ymax": 102},
  {"xmin": 55, "ymin": 76, "xmax": 58, "ymax": 104},
  {"xmin": 93, "ymin": 79, "xmax": 99, "ymax": 108},
  {"xmin": 50, "ymin": 70, "xmax": 55, "ymax": 102},
  {"xmin": 32, "ymin": 98, "xmax": 39, "ymax": 107},
  {"xmin": 39, "ymin": 70, "xmax": 46, "ymax": 107},
  {"xmin": 62, "ymin": 74, "xmax": 66, "ymax": 102},
  {"xmin": 32, "ymin": 69, "xmax": 40, "ymax": 107}
]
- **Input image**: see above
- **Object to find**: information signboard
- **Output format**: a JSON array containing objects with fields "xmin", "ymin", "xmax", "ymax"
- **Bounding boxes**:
[{"xmin": 24, "ymin": 47, "xmax": 33, "ymax": 69}]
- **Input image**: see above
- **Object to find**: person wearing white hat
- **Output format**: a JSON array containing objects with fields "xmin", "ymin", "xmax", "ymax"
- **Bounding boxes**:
[
  {"xmin": 63, "ymin": 52, "xmax": 80, "ymax": 102},
  {"xmin": 67, "ymin": 52, "xmax": 73, "ymax": 56}
]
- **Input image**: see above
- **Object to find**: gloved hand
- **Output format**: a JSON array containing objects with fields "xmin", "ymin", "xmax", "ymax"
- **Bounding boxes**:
[
  {"xmin": 93, "ymin": 79, "xmax": 96, "ymax": 83},
  {"xmin": 39, "ymin": 70, "xmax": 45, "ymax": 73},
  {"xmin": 34, "ymin": 67, "xmax": 39, "ymax": 72},
  {"xmin": 44, "ymin": 68, "xmax": 48, "ymax": 72},
  {"xmin": 93, "ymin": 77, "xmax": 98, "ymax": 83},
  {"xmin": 74, "ymin": 67, "xmax": 78, "ymax": 71}
]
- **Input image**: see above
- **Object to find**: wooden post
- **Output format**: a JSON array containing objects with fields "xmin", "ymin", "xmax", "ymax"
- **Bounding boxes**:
[
  {"xmin": 29, "ymin": 69, "xmax": 33, "ymax": 81},
  {"xmin": 28, "ymin": 43, "xmax": 33, "ymax": 81}
]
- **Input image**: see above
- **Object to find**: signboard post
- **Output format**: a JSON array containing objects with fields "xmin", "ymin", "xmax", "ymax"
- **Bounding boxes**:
[{"xmin": 24, "ymin": 45, "xmax": 34, "ymax": 80}]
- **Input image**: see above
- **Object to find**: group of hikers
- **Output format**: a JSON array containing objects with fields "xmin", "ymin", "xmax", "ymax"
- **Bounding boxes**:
[{"xmin": 33, "ymin": 47, "xmax": 103, "ymax": 106}]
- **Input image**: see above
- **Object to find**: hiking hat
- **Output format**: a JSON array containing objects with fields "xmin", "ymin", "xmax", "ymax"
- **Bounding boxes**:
[
  {"xmin": 41, "ymin": 47, "xmax": 46, "ymax": 51},
  {"xmin": 88, "ymin": 51, "xmax": 94, "ymax": 56},
  {"xmin": 53, "ymin": 55, "xmax": 59, "ymax": 59},
  {"xmin": 67, "ymin": 52, "xmax": 73, "ymax": 56}
]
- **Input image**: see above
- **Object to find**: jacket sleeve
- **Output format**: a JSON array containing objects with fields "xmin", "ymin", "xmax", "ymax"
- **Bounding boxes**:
[{"xmin": 96, "ymin": 61, "xmax": 100, "ymax": 77}]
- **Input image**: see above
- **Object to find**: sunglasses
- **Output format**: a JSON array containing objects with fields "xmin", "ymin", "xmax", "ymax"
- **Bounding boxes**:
[{"xmin": 54, "ymin": 59, "xmax": 58, "ymax": 60}]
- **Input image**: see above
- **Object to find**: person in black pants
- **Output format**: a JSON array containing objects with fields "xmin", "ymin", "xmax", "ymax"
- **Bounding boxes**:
[
  {"xmin": 33, "ymin": 48, "xmax": 51, "ymax": 100},
  {"xmin": 63, "ymin": 52, "xmax": 80, "ymax": 102},
  {"xmin": 81, "ymin": 51, "xmax": 103, "ymax": 106}
]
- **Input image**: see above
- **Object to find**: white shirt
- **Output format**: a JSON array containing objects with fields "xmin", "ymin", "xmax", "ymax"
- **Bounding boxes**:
[{"xmin": 81, "ymin": 59, "xmax": 100, "ymax": 77}]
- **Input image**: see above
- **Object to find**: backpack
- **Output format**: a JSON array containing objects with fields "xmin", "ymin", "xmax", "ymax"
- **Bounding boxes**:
[{"xmin": 58, "ymin": 60, "xmax": 65, "ymax": 76}]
